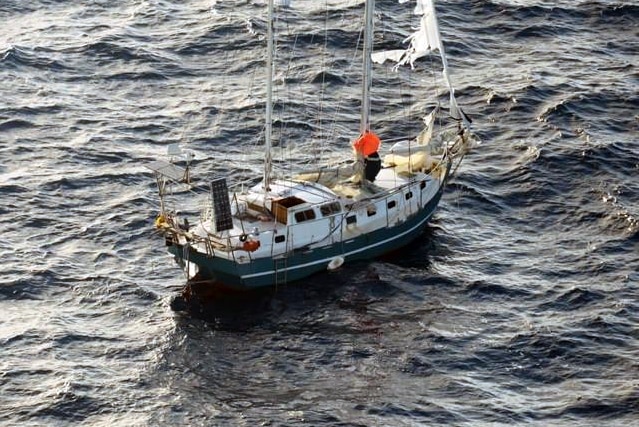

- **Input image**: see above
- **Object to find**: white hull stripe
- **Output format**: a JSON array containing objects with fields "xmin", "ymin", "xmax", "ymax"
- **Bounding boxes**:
[{"xmin": 240, "ymin": 207, "xmax": 434, "ymax": 280}]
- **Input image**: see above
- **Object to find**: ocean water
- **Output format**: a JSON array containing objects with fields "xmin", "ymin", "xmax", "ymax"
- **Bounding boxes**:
[{"xmin": 1, "ymin": 0, "xmax": 637, "ymax": 426}]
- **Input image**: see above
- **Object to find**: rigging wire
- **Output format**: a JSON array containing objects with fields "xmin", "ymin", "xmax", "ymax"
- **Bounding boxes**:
[{"xmin": 317, "ymin": 0, "xmax": 330, "ymax": 164}]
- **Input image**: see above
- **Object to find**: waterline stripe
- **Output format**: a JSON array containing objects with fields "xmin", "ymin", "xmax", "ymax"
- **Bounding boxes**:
[{"xmin": 240, "ymin": 206, "xmax": 435, "ymax": 280}]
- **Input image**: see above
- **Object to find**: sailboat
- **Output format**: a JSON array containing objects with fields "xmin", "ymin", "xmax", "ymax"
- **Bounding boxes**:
[{"xmin": 147, "ymin": 0, "xmax": 474, "ymax": 291}]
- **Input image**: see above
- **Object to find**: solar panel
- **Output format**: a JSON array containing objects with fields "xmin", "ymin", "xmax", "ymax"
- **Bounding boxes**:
[
  {"xmin": 210, "ymin": 178, "xmax": 233, "ymax": 232},
  {"xmin": 145, "ymin": 160, "xmax": 186, "ymax": 182}
]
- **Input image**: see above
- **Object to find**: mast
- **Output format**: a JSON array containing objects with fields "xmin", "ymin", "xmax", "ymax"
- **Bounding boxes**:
[
  {"xmin": 360, "ymin": 0, "xmax": 374, "ymax": 134},
  {"xmin": 263, "ymin": 0, "xmax": 274, "ymax": 192}
]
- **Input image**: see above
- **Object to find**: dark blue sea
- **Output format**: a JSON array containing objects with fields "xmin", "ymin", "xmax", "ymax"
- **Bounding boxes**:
[{"xmin": 1, "ymin": 0, "xmax": 637, "ymax": 425}]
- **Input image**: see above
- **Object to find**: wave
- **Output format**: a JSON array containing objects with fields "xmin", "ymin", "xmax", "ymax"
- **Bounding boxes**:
[
  {"xmin": 0, "ymin": 45, "xmax": 68, "ymax": 70},
  {"xmin": 0, "ymin": 118, "xmax": 35, "ymax": 131},
  {"xmin": 537, "ymin": 89, "xmax": 637, "ymax": 135}
]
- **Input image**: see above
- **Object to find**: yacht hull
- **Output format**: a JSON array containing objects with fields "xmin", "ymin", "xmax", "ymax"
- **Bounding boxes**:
[{"xmin": 168, "ymin": 179, "xmax": 446, "ymax": 290}]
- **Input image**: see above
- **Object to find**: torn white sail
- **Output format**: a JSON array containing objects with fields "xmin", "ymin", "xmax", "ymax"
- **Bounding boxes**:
[
  {"xmin": 370, "ymin": 0, "xmax": 444, "ymax": 69},
  {"xmin": 371, "ymin": 49, "xmax": 405, "ymax": 64},
  {"xmin": 418, "ymin": 108, "xmax": 437, "ymax": 145},
  {"xmin": 374, "ymin": 0, "xmax": 471, "ymax": 128},
  {"xmin": 400, "ymin": 0, "xmax": 444, "ymax": 68}
]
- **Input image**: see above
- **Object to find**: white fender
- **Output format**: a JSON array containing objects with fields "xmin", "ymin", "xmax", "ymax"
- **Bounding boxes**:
[{"xmin": 327, "ymin": 256, "xmax": 345, "ymax": 271}]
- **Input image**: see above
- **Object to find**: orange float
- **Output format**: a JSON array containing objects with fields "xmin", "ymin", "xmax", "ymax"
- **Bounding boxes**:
[{"xmin": 242, "ymin": 240, "xmax": 260, "ymax": 252}]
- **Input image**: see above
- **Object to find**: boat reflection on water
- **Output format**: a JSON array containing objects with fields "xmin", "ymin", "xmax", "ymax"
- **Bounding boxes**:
[{"xmin": 170, "ymin": 224, "xmax": 441, "ymax": 327}]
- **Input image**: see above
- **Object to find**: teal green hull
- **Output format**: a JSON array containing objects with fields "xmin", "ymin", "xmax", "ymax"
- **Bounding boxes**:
[{"xmin": 168, "ymin": 181, "xmax": 446, "ymax": 290}]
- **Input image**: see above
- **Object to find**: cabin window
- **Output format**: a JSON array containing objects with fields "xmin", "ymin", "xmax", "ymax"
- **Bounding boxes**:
[
  {"xmin": 387, "ymin": 200, "xmax": 397, "ymax": 209},
  {"xmin": 320, "ymin": 202, "xmax": 341, "ymax": 216},
  {"xmin": 275, "ymin": 235, "xmax": 285, "ymax": 243},
  {"xmin": 346, "ymin": 215, "xmax": 357, "ymax": 225},
  {"xmin": 294, "ymin": 209, "xmax": 316, "ymax": 223},
  {"xmin": 405, "ymin": 191, "xmax": 413, "ymax": 200},
  {"xmin": 367, "ymin": 206, "xmax": 377, "ymax": 217},
  {"xmin": 420, "ymin": 181, "xmax": 426, "ymax": 190}
]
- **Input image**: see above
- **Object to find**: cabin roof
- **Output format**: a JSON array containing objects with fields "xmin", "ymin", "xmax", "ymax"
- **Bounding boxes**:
[{"xmin": 250, "ymin": 179, "xmax": 338, "ymax": 206}]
